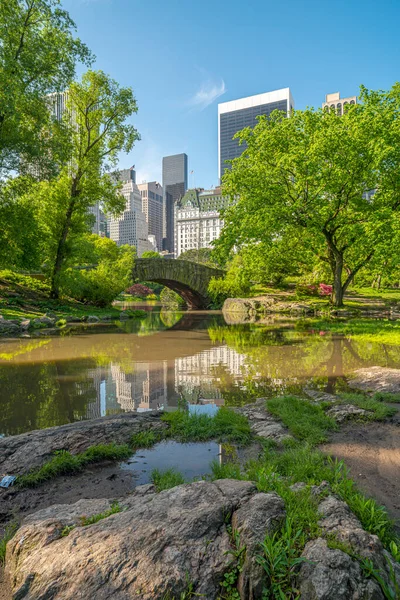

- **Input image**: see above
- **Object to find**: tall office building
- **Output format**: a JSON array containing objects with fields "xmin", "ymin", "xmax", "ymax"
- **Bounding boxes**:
[
  {"xmin": 174, "ymin": 186, "xmax": 230, "ymax": 257},
  {"xmin": 322, "ymin": 92, "xmax": 357, "ymax": 114},
  {"xmin": 218, "ymin": 88, "xmax": 294, "ymax": 179},
  {"xmin": 162, "ymin": 153, "xmax": 188, "ymax": 254},
  {"xmin": 137, "ymin": 181, "xmax": 164, "ymax": 251},
  {"xmin": 108, "ymin": 166, "xmax": 152, "ymax": 256}
]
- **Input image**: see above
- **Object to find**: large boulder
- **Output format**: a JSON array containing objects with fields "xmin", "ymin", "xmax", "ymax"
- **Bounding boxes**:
[
  {"xmin": 5, "ymin": 480, "xmax": 285, "ymax": 600},
  {"xmin": 348, "ymin": 366, "xmax": 400, "ymax": 394}
]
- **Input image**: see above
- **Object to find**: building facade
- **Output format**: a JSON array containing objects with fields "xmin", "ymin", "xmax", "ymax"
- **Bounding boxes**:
[
  {"xmin": 174, "ymin": 187, "xmax": 229, "ymax": 258},
  {"xmin": 137, "ymin": 181, "xmax": 163, "ymax": 251},
  {"xmin": 322, "ymin": 92, "xmax": 357, "ymax": 114},
  {"xmin": 218, "ymin": 88, "xmax": 294, "ymax": 179},
  {"xmin": 162, "ymin": 153, "xmax": 188, "ymax": 254},
  {"xmin": 108, "ymin": 166, "xmax": 152, "ymax": 256}
]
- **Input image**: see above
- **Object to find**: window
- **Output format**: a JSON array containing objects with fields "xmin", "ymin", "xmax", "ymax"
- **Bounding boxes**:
[{"xmin": 336, "ymin": 103, "xmax": 342, "ymax": 116}]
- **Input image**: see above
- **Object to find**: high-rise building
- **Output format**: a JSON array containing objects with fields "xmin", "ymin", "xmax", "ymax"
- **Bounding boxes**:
[
  {"xmin": 108, "ymin": 166, "xmax": 152, "ymax": 256},
  {"xmin": 218, "ymin": 88, "xmax": 294, "ymax": 179},
  {"xmin": 322, "ymin": 92, "xmax": 357, "ymax": 114},
  {"xmin": 137, "ymin": 181, "xmax": 164, "ymax": 251},
  {"xmin": 162, "ymin": 153, "xmax": 188, "ymax": 254},
  {"xmin": 174, "ymin": 186, "xmax": 230, "ymax": 258}
]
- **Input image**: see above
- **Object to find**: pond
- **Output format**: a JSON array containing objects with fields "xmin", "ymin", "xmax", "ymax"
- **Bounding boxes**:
[{"xmin": 1, "ymin": 306, "xmax": 400, "ymax": 436}]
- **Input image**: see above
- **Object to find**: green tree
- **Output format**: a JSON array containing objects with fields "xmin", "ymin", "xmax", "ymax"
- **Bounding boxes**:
[
  {"xmin": 0, "ymin": 0, "xmax": 92, "ymax": 175},
  {"xmin": 215, "ymin": 84, "xmax": 400, "ymax": 307},
  {"xmin": 141, "ymin": 250, "xmax": 160, "ymax": 258},
  {"xmin": 178, "ymin": 247, "xmax": 219, "ymax": 267},
  {"xmin": 32, "ymin": 70, "xmax": 139, "ymax": 298}
]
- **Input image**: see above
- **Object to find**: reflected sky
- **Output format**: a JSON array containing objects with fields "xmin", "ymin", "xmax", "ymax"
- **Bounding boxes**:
[{"xmin": 1, "ymin": 308, "xmax": 400, "ymax": 436}]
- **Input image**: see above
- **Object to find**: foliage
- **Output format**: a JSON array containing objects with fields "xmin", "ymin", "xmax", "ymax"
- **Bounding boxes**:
[
  {"xmin": 208, "ymin": 255, "xmax": 251, "ymax": 306},
  {"xmin": 151, "ymin": 468, "xmax": 185, "ymax": 492},
  {"xmin": 126, "ymin": 283, "xmax": 153, "ymax": 298},
  {"xmin": 361, "ymin": 556, "xmax": 400, "ymax": 599},
  {"xmin": 337, "ymin": 392, "xmax": 397, "ymax": 421},
  {"xmin": 79, "ymin": 501, "xmax": 121, "ymax": 526},
  {"xmin": 161, "ymin": 407, "xmax": 252, "ymax": 445},
  {"xmin": 131, "ymin": 430, "xmax": 163, "ymax": 449},
  {"xmin": 178, "ymin": 248, "xmax": 219, "ymax": 268},
  {"xmin": 0, "ymin": 0, "xmax": 92, "ymax": 175},
  {"xmin": 60, "ymin": 241, "xmax": 135, "ymax": 306},
  {"xmin": 266, "ymin": 396, "xmax": 338, "ymax": 444},
  {"xmin": 0, "ymin": 270, "xmax": 49, "ymax": 293},
  {"xmin": 256, "ymin": 520, "xmax": 307, "ymax": 599},
  {"xmin": 160, "ymin": 286, "xmax": 186, "ymax": 307},
  {"xmin": 215, "ymin": 84, "xmax": 400, "ymax": 307},
  {"xmin": 141, "ymin": 251, "xmax": 160, "ymax": 258},
  {"xmin": 221, "ymin": 529, "xmax": 245, "ymax": 600},
  {"xmin": 18, "ymin": 443, "xmax": 132, "ymax": 487},
  {"xmin": 0, "ymin": 521, "xmax": 18, "ymax": 564}
]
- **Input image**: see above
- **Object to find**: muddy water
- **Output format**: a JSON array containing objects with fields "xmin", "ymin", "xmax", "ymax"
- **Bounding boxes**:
[{"xmin": 1, "ymin": 308, "xmax": 400, "ymax": 436}]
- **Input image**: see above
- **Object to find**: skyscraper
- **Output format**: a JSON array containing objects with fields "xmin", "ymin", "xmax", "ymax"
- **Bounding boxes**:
[
  {"xmin": 162, "ymin": 153, "xmax": 188, "ymax": 254},
  {"xmin": 218, "ymin": 88, "xmax": 294, "ymax": 179},
  {"xmin": 137, "ymin": 181, "xmax": 164, "ymax": 251},
  {"xmin": 108, "ymin": 166, "xmax": 152, "ymax": 256}
]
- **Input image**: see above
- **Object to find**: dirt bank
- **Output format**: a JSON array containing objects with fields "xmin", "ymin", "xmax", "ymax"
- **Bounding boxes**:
[{"xmin": 322, "ymin": 416, "xmax": 400, "ymax": 529}]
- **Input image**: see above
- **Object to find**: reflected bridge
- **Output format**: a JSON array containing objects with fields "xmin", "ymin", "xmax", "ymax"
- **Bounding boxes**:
[{"xmin": 133, "ymin": 258, "xmax": 225, "ymax": 309}]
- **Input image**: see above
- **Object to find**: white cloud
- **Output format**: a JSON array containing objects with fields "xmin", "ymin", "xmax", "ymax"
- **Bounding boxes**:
[{"xmin": 188, "ymin": 77, "xmax": 226, "ymax": 111}]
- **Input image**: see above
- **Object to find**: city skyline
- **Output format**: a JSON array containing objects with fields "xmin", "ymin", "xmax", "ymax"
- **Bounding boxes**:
[{"xmin": 63, "ymin": 0, "xmax": 400, "ymax": 188}]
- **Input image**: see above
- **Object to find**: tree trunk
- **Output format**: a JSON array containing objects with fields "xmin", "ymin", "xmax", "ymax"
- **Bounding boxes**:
[{"xmin": 330, "ymin": 252, "xmax": 345, "ymax": 307}]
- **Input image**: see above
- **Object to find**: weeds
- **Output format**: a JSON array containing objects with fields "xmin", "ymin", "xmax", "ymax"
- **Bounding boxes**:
[
  {"xmin": 256, "ymin": 519, "xmax": 307, "ymax": 599},
  {"xmin": 80, "ymin": 501, "xmax": 121, "ymax": 526},
  {"xmin": 0, "ymin": 522, "xmax": 18, "ymax": 564},
  {"xmin": 161, "ymin": 407, "xmax": 252, "ymax": 445},
  {"xmin": 221, "ymin": 530, "xmax": 245, "ymax": 600},
  {"xmin": 361, "ymin": 556, "xmax": 400, "ymax": 600},
  {"xmin": 373, "ymin": 391, "xmax": 400, "ymax": 404},
  {"xmin": 151, "ymin": 468, "xmax": 185, "ymax": 492},
  {"xmin": 266, "ymin": 396, "xmax": 337, "ymax": 444},
  {"xmin": 337, "ymin": 392, "xmax": 397, "ymax": 421},
  {"xmin": 210, "ymin": 460, "xmax": 243, "ymax": 480},
  {"xmin": 131, "ymin": 429, "xmax": 164, "ymax": 449},
  {"xmin": 18, "ymin": 443, "xmax": 132, "ymax": 487}
]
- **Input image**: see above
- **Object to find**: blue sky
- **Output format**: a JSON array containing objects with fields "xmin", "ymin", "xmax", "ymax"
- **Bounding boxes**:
[{"xmin": 64, "ymin": 0, "xmax": 400, "ymax": 188}]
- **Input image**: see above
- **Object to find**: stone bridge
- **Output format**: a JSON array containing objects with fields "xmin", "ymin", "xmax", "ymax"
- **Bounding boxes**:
[{"xmin": 133, "ymin": 258, "xmax": 225, "ymax": 309}]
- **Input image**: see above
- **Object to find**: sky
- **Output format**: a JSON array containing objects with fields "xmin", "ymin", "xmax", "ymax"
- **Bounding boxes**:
[{"xmin": 63, "ymin": 0, "xmax": 400, "ymax": 188}]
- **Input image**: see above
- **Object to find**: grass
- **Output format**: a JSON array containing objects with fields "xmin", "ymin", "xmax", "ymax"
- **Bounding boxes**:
[
  {"xmin": 18, "ymin": 443, "xmax": 132, "ymax": 488},
  {"xmin": 161, "ymin": 407, "xmax": 252, "ymax": 445},
  {"xmin": 337, "ymin": 392, "xmax": 397, "ymax": 421},
  {"xmin": 151, "ymin": 468, "xmax": 185, "ymax": 492},
  {"xmin": 0, "ymin": 522, "xmax": 18, "ymax": 565},
  {"xmin": 131, "ymin": 429, "xmax": 164, "ymax": 449},
  {"xmin": 266, "ymin": 396, "xmax": 338, "ymax": 444},
  {"xmin": 60, "ymin": 501, "xmax": 122, "ymax": 537},
  {"xmin": 304, "ymin": 317, "xmax": 400, "ymax": 345}
]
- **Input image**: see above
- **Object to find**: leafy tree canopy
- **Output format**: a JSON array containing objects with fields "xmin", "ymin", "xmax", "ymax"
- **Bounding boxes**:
[
  {"xmin": 141, "ymin": 251, "xmax": 160, "ymax": 258},
  {"xmin": 178, "ymin": 247, "xmax": 220, "ymax": 268},
  {"xmin": 214, "ymin": 84, "xmax": 400, "ymax": 306}
]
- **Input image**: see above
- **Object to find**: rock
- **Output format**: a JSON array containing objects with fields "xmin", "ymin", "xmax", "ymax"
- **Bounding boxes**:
[
  {"xmin": 288, "ymin": 303, "xmax": 315, "ymax": 314},
  {"xmin": 87, "ymin": 315, "xmax": 100, "ymax": 323},
  {"xmin": 232, "ymin": 492, "xmax": 285, "ymax": 599},
  {"xmin": 326, "ymin": 404, "xmax": 371, "ymax": 423},
  {"xmin": 298, "ymin": 538, "xmax": 384, "ymax": 599},
  {"xmin": 348, "ymin": 366, "xmax": 400, "ymax": 394},
  {"xmin": 32, "ymin": 316, "xmax": 55, "ymax": 328},
  {"xmin": 20, "ymin": 319, "xmax": 31, "ymax": 330},
  {"xmin": 44, "ymin": 312, "xmax": 57, "ymax": 320},
  {"xmin": 100, "ymin": 315, "xmax": 113, "ymax": 321},
  {"xmin": 65, "ymin": 316, "xmax": 83, "ymax": 323},
  {"xmin": 304, "ymin": 389, "xmax": 337, "ymax": 404},
  {"xmin": 234, "ymin": 398, "xmax": 293, "ymax": 443},
  {"xmin": 0, "ymin": 412, "xmax": 167, "ymax": 476},
  {"xmin": 119, "ymin": 311, "xmax": 130, "ymax": 320},
  {"xmin": 6, "ymin": 479, "xmax": 266, "ymax": 600},
  {"xmin": 0, "ymin": 320, "xmax": 20, "ymax": 335}
]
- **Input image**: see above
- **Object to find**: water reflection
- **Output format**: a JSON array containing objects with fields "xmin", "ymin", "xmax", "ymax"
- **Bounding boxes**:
[{"xmin": 1, "ymin": 309, "xmax": 400, "ymax": 435}]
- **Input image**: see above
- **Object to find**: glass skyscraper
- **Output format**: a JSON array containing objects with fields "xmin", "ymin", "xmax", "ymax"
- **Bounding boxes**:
[
  {"xmin": 162, "ymin": 153, "xmax": 188, "ymax": 254},
  {"xmin": 218, "ymin": 88, "xmax": 294, "ymax": 179}
]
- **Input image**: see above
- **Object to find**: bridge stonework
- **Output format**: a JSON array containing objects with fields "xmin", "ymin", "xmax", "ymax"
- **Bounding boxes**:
[{"xmin": 133, "ymin": 259, "xmax": 225, "ymax": 309}]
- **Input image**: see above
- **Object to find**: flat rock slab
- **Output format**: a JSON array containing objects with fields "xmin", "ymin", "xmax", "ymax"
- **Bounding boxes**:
[
  {"xmin": 5, "ymin": 479, "xmax": 285, "ymax": 600},
  {"xmin": 0, "ymin": 412, "xmax": 167, "ymax": 476},
  {"xmin": 326, "ymin": 404, "xmax": 371, "ymax": 423},
  {"xmin": 349, "ymin": 366, "xmax": 400, "ymax": 394},
  {"xmin": 234, "ymin": 398, "xmax": 293, "ymax": 443},
  {"xmin": 304, "ymin": 389, "xmax": 337, "ymax": 404}
]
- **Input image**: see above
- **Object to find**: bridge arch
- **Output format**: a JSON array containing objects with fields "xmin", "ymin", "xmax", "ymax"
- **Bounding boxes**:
[{"xmin": 132, "ymin": 258, "xmax": 225, "ymax": 309}]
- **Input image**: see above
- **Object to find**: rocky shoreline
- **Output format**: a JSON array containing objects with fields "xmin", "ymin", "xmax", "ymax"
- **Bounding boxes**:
[{"xmin": 1, "ymin": 368, "xmax": 399, "ymax": 599}]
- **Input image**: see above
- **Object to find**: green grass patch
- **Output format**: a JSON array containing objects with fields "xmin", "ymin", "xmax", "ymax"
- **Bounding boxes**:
[
  {"xmin": 209, "ymin": 459, "xmax": 243, "ymax": 481},
  {"xmin": 131, "ymin": 429, "xmax": 164, "ymax": 449},
  {"xmin": 80, "ymin": 501, "xmax": 121, "ymax": 526},
  {"xmin": 266, "ymin": 396, "xmax": 338, "ymax": 444},
  {"xmin": 151, "ymin": 468, "xmax": 185, "ymax": 492},
  {"xmin": 18, "ymin": 443, "xmax": 132, "ymax": 488},
  {"xmin": 0, "ymin": 522, "xmax": 18, "ymax": 565},
  {"xmin": 304, "ymin": 318, "xmax": 400, "ymax": 345},
  {"xmin": 338, "ymin": 392, "xmax": 397, "ymax": 421},
  {"xmin": 161, "ymin": 407, "xmax": 252, "ymax": 445},
  {"xmin": 373, "ymin": 391, "xmax": 400, "ymax": 403}
]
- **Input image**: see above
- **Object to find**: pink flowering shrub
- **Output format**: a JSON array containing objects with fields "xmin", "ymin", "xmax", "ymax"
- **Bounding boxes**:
[
  {"xmin": 126, "ymin": 284, "xmax": 153, "ymax": 298},
  {"xmin": 319, "ymin": 283, "xmax": 332, "ymax": 296}
]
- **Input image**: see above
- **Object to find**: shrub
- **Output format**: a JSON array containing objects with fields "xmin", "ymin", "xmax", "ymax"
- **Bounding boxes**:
[
  {"xmin": 160, "ymin": 287, "xmax": 185, "ymax": 307},
  {"xmin": 126, "ymin": 283, "xmax": 153, "ymax": 298},
  {"xmin": 319, "ymin": 283, "xmax": 332, "ymax": 296}
]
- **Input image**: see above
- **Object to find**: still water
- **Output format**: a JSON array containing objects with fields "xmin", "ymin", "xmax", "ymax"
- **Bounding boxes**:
[{"xmin": 1, "ymin": 306, "xmax": 399, "ymax": 436}]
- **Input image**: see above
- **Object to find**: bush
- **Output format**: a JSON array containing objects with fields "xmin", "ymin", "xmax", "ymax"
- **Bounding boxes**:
[
  {"xmin": 126, "ymin": 283, "xmax": 153, "ymax": 298},
  {"xmin": 160, "ymin": 287, "xmax": 185, "ymax": 307},
  {"xmin": 207, "ymin": 255, "xmax": 251, "ymax": 307},
  {"xmin": 0, "ymin": 270, "xmax": 49, "ymax": 294}
]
